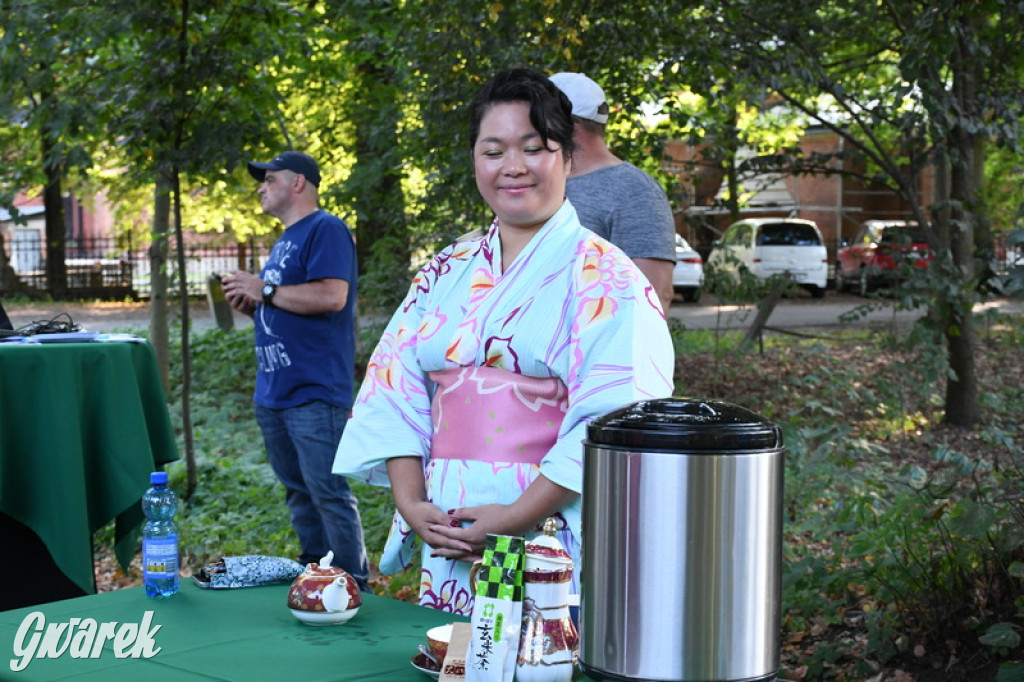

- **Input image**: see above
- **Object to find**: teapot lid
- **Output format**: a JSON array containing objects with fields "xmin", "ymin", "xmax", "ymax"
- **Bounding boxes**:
[
  {"xmin": 307, "ymin": 550, "xmax": 343, "ymax": 574},
  {"xmin": 525, "ymin": 518, "xmax": 571, "ymax": 562}
]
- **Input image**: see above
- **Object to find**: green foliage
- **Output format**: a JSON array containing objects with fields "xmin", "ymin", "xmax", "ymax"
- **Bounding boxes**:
[
  {"xmin": 85, "ymin": 299, "xmax": 1019, "ymax": 678},
  {"xmin": 9, "ymin": 0, "xmax": 1021, "ymax": 661},
  {"xmin": 173, "ymin": 458, "xmax": 297, "ymax": 563},
  {"xmin": 763, "ymin": 318, "xmax": 1024, "ymax": 675},
  {"xmin": 152, "ymin": 312, "xmax": 1024, "ymax": 674},
  {"xmin": 161, "ymin": 330, "xmax": 274, "ymax": 540},
  {"xmin": 998, "ymin": 660, "xmax": 1024, "ymax": 682},
  {"xmin": 163, "ymin": 328, "xmax": 296, "ymax": 562},
  {"xmin": 0, "ymin": 0, "xmax": 104, "ymax": 193},
  {"xmin": 8, "ymin": 0, "xmax": 1024, "ymax": 428},
  {"xmin": 981, "ymin": 622, "xmax": 1021, "ymax": 652},
  {"xmin": 156, "ymin": 324, "xmax": 421, "ymax": 597}
]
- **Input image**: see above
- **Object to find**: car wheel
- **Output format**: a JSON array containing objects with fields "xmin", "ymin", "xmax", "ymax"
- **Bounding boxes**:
[
  {"xmin": 682, "ymin": 288, "xmax": 701, "ymax": 303},
  {"xmin": 834, "ymin": 264, "xmax": 846, "ymax": 292},
  {"xmin": 858, "ymin": 267, "xmax": 872, "ymax": 297}
]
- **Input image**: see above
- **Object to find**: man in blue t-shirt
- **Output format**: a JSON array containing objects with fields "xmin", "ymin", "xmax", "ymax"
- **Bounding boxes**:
[{"xmin": 222, "ymin": 151, "xmax": 369, "ymax": 589}]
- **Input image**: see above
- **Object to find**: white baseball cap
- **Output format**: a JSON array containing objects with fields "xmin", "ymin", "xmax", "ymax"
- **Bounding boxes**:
[{"xmin": 549, "ymin": 72, "xmax": 608, "ymax": 124}]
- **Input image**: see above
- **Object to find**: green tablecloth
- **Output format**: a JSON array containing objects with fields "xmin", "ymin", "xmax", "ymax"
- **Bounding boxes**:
[
  {"xmin": 0, "ymin": 582, "xmax": 467, "ymax": 680},
  {"xmin": 0, "ymin": 341, "xmax": 179, "ymax": 595}
]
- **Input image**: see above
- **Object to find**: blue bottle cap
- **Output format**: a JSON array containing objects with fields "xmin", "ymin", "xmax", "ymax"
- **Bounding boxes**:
[{"xmin": 150, "ymin": 471, "xmax": 169, "ymax": 485}]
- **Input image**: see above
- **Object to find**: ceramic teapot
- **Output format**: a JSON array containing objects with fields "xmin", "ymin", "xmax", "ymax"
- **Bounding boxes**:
[
  {"xmin": 286, "ymin": 550, "xmax": 362, "ymax": 625},
  {"xmin": 516, "ymin": 518, "xmax": 578, "ymax": 682}
]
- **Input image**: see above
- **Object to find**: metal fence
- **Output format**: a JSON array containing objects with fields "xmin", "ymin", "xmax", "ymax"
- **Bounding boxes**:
[
  {"xmin": 3, "ymin": 233, "xmax": 1019, "ymax": 300},
  {"xmin": 2, "ymin": 236, "xmax": 270, "ymax": 299}
]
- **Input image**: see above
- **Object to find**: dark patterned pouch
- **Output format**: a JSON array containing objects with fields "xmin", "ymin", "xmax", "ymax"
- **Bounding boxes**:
[{"xmin": 193, "ymin": 555, "xmax": 304, "ymax": 589}]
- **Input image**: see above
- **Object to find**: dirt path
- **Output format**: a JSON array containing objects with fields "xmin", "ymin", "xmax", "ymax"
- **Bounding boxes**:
[{"xmin": 4, "ymin": 300, "xmax": 237, "ymax": 333}]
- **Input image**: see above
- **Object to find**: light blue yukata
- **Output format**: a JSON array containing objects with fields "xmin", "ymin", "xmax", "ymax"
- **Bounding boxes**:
[{"xmin": 333, "ymin": 201, "xmax": 674, "ymax": 615}]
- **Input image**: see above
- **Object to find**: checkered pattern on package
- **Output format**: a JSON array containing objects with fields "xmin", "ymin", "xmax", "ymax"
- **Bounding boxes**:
[
  {"xmin": 466, "ymin": 534, "xmax": 524, "ymax": 682},
  {"xmin": 474, "ymin": 535, "xmax": 524, "ymax": 600}
]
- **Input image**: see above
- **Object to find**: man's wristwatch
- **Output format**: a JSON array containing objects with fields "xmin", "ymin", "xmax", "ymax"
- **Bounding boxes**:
[{"xmin": 261, "ymin": 283, "xmax": 278, "ymax": 307}]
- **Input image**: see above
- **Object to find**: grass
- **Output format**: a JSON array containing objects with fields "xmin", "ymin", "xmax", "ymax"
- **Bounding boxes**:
[
  {"xmin": 92, "ymin": 306, "xmax": 1024, "ymax": 681},
  {"xmin": 167, "ymin": 325, "xmax": 424, "ymax": 595}
]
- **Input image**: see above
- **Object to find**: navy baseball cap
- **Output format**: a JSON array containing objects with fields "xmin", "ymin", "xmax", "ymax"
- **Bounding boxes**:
[{"xmin": 247, "ymin": 151, "xmax": 321, "ymax": 187}]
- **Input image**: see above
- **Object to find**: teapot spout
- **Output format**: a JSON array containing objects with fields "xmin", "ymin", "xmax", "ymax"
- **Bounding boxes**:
[{"xmin": 322, "ymin": 575, "xmax": 351, "ymax": 613}]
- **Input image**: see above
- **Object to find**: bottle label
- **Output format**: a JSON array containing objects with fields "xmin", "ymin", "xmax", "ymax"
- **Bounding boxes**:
[{"xmin": 143, "ymin": 535, "xmax": 179, "ymax": 578}]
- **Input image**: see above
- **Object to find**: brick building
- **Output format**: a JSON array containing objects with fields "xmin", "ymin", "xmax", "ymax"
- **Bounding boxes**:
[{"xmin": 665, "ymin": 127, "xmax": 935, "ymax": 260}]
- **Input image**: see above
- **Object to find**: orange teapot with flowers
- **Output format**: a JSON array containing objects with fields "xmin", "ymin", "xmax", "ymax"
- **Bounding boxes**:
[{"xmin": 286, "ymin": 550, "xmax": 362, "ymax": 626}]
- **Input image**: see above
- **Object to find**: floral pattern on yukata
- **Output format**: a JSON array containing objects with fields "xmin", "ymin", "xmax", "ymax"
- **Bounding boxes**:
[{"xmin": 334, "ymin": 200, "xmax": 676, "ymax": 615}]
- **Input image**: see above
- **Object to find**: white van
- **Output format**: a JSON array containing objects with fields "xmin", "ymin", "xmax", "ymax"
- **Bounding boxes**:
[{"xmin": 707, "ymin": 218, "xmax": 828, "ymax": 297}]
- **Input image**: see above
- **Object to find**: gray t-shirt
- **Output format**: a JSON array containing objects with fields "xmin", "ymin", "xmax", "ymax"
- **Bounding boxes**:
[{"xmin": 565, "ymin": 162, "xmax": 676, "ymax": 262}]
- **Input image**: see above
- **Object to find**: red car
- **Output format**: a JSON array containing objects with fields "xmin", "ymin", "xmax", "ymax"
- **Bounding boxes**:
[{"xmin": 835, "ymin": 221, "xmax": 933, "ymax": 295}]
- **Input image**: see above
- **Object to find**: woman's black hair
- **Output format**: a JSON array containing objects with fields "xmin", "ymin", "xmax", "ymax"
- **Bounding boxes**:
[{"xmin": 468, "ymin": 68, "xmax": 576, "ymax": 160}]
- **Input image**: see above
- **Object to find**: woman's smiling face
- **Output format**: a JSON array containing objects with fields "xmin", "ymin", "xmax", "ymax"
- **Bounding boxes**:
[{"xmin": 473, "ymin": 101, "xmax": 572, "ymax": 235}]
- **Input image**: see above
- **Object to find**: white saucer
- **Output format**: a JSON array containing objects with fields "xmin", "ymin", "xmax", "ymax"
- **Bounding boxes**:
[{"xmin": 289, "ymin": 606, "xmax": 359, "ymax": 626}]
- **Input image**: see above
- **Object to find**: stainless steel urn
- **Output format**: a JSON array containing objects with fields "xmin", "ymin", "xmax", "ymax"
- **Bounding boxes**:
[{"xmin": 579, "ymin": 398, "xmax": 783, "ymax": 682}]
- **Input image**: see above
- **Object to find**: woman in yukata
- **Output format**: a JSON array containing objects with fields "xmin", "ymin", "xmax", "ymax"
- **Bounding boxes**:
[{"xmin": 333, "ymin": 67, "xmax": 675, "ymax": 616}]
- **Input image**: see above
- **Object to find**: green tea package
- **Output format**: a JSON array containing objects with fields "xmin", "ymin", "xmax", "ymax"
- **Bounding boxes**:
[{"xmin": 465, "ymin": 534, "xmax": 524, "ymax": 682}]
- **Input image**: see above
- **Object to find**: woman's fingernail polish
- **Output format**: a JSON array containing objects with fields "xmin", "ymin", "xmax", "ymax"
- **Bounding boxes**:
[
  {"xmin": 447, "ymin": 509, "xmax": 456, "ymax": 515},
  {"xmin": 449, "ymin": 519, "xmax": 460, "ymax": 527}
]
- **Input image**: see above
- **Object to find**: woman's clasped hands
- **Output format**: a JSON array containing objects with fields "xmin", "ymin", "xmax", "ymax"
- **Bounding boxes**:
[{"xmin": 425, "ymin": 503, "xmax": 517, "ymax": 562}]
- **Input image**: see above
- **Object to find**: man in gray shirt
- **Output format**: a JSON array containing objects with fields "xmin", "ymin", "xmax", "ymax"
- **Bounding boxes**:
[{"xmin": 550, "ymin": 72, "xmax": 677, "ymax": 312}]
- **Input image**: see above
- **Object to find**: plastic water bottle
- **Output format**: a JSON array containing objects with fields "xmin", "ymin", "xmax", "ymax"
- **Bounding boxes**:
[{"xmin": 142, "ymin": 471, "xmax": 179, "ymax": 598}]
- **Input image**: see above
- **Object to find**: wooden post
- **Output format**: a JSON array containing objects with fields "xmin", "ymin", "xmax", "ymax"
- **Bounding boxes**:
[{"xmin": 741, "ymin": 279, "xmax": 785, "ymax": 352}]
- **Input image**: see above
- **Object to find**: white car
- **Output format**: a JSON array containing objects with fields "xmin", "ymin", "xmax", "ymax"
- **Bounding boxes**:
[
  {"xmin": 706, "ymin": 218, "xmax": 828, "ymax": 298},
  {"xmin": 672, "ymin": 234, "xmax": 704, "ymax": 303}
]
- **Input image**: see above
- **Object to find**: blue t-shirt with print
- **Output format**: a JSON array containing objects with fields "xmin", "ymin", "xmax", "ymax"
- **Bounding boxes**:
[{"xmin": 253, "ymin": 210, "xmax": 357, "ymax": 410}]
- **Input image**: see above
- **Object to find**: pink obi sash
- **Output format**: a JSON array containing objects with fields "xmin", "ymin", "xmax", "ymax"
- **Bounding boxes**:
[{"xmin": 429, "ymin": 366, "xmax": 569, "ymax": 464}]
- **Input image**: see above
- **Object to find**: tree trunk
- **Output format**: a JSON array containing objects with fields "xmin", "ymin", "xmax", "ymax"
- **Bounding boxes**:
[
  {"xmin": 942, "ymin": 161, "xmax": 980, "ymax": 426},
  {"xmin": 942, "ymin": 132, "xmax": 984, "ymax": 427},
  {"xmin": 740, "ymin": 278, "xmax": 784, "ymax": 352},
  {"xmin": 149, "ymin": 177, "xmax": 172, "ymax": 392},
  {"xmin": 943, "ymin": 309, "xmax": 978, "ymax": 426},
  {"xmin": 40, "ymin": 129, "xmax": 68, "ymax": 300},
  {"xmin": 171, "ymin": 168, "xmax": 197, "ymax": 499},
  {"xmin": 348, "ymin": 52, "xmax": 409, "ymax": 310},
  {"xmin": 942, "ymin": 22, "xmax": 982, "ymax": 427},
  {"xmin": 724, "ymin": 106, "xmax": 741, "ymax": 225}
]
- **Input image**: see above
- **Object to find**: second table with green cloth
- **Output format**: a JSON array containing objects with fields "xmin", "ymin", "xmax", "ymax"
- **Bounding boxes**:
[
  {"xmin": 0, "ymin": 581, "xmax": 472, "ymax": 681},
  {"xmin": 0, "ymin": 340, "xmax": 179, "ymax": 596}
]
